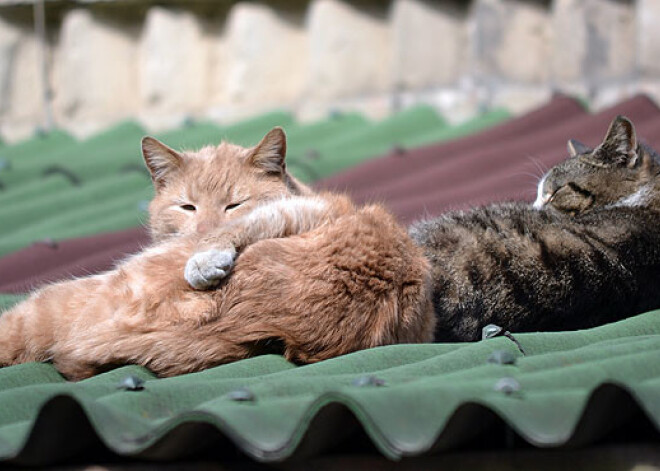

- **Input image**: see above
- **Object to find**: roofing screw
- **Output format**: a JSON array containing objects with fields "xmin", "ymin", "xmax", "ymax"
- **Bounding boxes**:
[
  {"xmin": 118, "ymin": 375, "xmax": 145, "ymax": 391},
  {"xmin": 38, "ymin": 238, "xmax": 58, "ymax": 249},
  {"xmin": 227, "ymin": 387, "xmax": 256, "ymax": 402},
  {"xmin": 390, "ymin": 144, "xmax": 406, "ymax": 157},
  {"xmin": 182, "ymin": 115, "xmax": 195, "ymax": 127},
  {"xmin": 487, "ymin": 350, "xmax": 516, "ymax": 366},
  {"xmin": 304, "ymin": 149, "xmax": 320, "ymax": 160},
  {"xmin": 482, "ymin": 324, "xmax": 503, "ymax": 340},
  {"xmin": 494, "ymin": 377, "xmax": 521, "ymax": 396},
  {"xmin": 0, "ymin": 159, "xmax": 10, "ymax": 171},
  {"xmin": 352, "ymin": 375, "xmax": 386, "ymax": 387}
]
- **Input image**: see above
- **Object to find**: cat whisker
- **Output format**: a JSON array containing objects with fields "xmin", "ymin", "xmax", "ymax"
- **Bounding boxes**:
[
  {"xmin": 507, "ymin": 171, "xmax": 546, "ymax": 189},
  {"xmin": 526, "ymin": 155, "xmax": 548, "ymax": 178},
  {"xmin": 511, "ymin": 171, "xmax": 545, "ymax": 181}
]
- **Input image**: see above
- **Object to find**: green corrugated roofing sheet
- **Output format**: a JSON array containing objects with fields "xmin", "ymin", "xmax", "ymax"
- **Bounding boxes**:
[
  {"xmin": 0, "ymin": 130, "xmax": 74, "ymax": 164},
  {"xmin": 0, "ymin": 173, "xmax": 150, "ymax": 238},
  {"xmin": 0, "ymin": 122, "xmax": 144, "ymax": 189},
  {"xmin": 219, "ymin": 110, "xmax": 296, "ymax": 147},
  {"xmin": 403, "ymin": 108, "xmax": 511, "ymax": 148},
  {"xmin": 0, "ymin": 186, "xmax": 152, "ymax": 256},
  {"xmin": 285, "ymin": 113, "xmax": 371, "ymax": 182},
  {"xmin": 285, "ymin": 105, "xmax": 445, "ymax": 181},
  {"xmin": 0, "ymin": 174, "xmax": 71, "ymax": 208},
  {"xmin": 285, "ymin": 107, "xmax": 511, "ymax": 182},
  {"xmin": 0, "ymin": 295, "xmax": 657, "ymax": 464}
]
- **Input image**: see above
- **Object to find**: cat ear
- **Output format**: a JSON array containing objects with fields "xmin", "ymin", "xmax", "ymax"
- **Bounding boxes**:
[
  {"xmin": 591, "ymin": 116, "xmax": 639, "ymax": 168},
  {"xmin": 141, "ymin": 137, "xmax": 183, "ymax": 189},
  {"xmin": 567, "ymin": 139, "xmax": 592, "ymax": 157},
  {"xmin": 248, "ymin": 127, "xmax": 287, "ymax": 174}
]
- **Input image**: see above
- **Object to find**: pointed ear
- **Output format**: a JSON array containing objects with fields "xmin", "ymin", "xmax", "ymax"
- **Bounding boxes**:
[
  {"xmin": 590, "ymin": 116, "xmax": 639, "ymax": 168},
  {"xmin": 567, "ymin": 139, "xmax": 592, "ymax": 157},
  {"xmin": 248, "ymin": 127, "xmax": 287, "ymax": 175},
  {"xmin": 141, "ymin": 136, "xmax": 183, "ymax": 189}
]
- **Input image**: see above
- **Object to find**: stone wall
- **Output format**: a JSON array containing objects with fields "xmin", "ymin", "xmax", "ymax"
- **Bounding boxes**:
[{"xmin": 0, "ymin": 0, "xmax": 654, "ymax": 141}]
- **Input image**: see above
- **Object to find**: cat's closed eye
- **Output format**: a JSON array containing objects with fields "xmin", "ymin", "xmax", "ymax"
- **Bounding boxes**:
[
  {"xmin": 550, "ymin": 183, "xmax": 594, "ymax": 214},
  {"xmin": 180, "ymin": 204, "xmax": 196, "ymax": 211},
  {"xmin": 225, "ymin": 201, "xmax": 246, "ymax": 212}
]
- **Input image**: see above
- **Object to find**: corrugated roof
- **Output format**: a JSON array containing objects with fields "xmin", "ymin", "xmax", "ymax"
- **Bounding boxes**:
[
  {"xmin": 0, "ymin": 297, "xmax": 656, "ymax": 464},
  {"xmin": 0, "ymin": 107, "xmax": 510, "ymax": 258},
  {"xmin": 0, "ymin": 98, "xmax": 658, "ymax": 465}
]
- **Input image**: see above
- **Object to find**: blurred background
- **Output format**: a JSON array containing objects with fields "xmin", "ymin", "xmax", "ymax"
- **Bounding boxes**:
[
  {"xmin": 1, "ymin": 0, "xmax": 660, "ymax": 293},
  {"xmin": 0, "ymin": 0, "xmax": 654, "ymax": 141}
]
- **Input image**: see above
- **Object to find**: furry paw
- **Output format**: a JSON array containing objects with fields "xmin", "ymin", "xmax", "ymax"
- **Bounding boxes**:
[{"xmin": 184, "ymin": 248, "xmax": 236, "ymax": 290}]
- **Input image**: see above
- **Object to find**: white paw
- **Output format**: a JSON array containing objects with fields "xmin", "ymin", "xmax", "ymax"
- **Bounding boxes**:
[{"xmin": 184, "ymin": 248, "xmax": 236, "ymax": 290}]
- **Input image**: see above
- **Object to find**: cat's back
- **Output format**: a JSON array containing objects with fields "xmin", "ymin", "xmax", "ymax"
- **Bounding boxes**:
[
  {"xmin": 412, "ymin": 202, "xmax": 660, "ymax": 287},
  {"xmin": 228, "ymin": 198, "xmax": 436, "ymax": 346},
  {"xmin": 410, "ymin": 202, "xmax": 660, "ymax": 341},
  {"xmin": 245, "ymin": 197, "xmax": 429, "ymax": 291}
]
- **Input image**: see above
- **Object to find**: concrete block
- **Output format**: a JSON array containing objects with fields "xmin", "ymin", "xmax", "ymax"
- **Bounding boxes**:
[
  {"xmin": 489, "ymin": 85, "xmax": 553, "ymax": 114},
  {"xmin": 552, "ymin": 0, "xmax": 635, "ymax": 85},
  {"xmin": 391, "ymin": 0, "xmax": 467, "ymax": 89},
  {"xmin": 638, "ymin": 0, "xmax": 660, "ymax": 78},
  {"xmin": 297, "ymin": 93, "xmax": 392, "ymax": 122},
  {"xmin": 396, "ymin": 84, "xmax": 486, "ymax": 125},
  {"xmin": 52, "ymin": 8, "xmax": 138, "ymax": 136},
  {"xmin": 207, "ymin": 19, "xmax": 229, "ymax": 115},
  {"xmin": 471, "ymin": 0, "xmax": 551, "ymax": 84},
  {"xmin": 305, "ymin": 0, "xmax": 392, "ymax": 101},
  {"xmin": 0, "ymin": 13, "xmax": 46, "ymax": 142},
  {"xmin": 139, "ymin": 6, "xmax": 209, "ymax": 129},
  {"xmin": 220, "ymin": 2, "xmax": 307, "ymax": 112}
]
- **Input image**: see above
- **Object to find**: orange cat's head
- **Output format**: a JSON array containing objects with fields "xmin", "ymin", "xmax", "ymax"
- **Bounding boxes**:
[{"xmin": 142, "ymin": 127, "xmax": 311, "ymax": 242}]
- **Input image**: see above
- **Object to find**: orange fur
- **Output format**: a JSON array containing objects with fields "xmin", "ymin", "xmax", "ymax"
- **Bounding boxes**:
[{"xmin": 0, "ymin": 129, "xmax": 435, "ymax": 380}]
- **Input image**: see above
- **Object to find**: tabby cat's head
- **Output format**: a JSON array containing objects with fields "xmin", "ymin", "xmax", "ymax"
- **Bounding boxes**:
[
  {"xmin": 534, "ymin": 115, "xmax": 660, "ymax": 215},
  {"xmin": 142, "ymin": 127, "xmax": 310, "ymax": 242}
]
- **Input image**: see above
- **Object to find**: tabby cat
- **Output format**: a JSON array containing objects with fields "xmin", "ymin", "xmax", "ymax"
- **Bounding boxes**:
[
  {"xmin": 0, "ymin": 128, "xmax": 435, "ymax": 380},
  {"xmin": 411, "ymin": 115, "xmax": 660, "ymax": 342}
]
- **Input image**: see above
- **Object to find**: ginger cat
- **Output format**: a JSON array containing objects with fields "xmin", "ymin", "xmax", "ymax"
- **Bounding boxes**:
[{"xmin": 0, "ymin": 128, "xmax": 435, "ymax": 380}]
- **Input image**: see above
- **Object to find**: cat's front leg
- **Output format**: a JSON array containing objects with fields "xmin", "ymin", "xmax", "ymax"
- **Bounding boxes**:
[{"xmin": 184, "ymin": 195, "xmax": 350, "ymax": 290}]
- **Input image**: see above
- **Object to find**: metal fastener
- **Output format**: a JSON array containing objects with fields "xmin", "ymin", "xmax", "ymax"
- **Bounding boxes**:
[
  {"xmin": 487, "ymin": 350, "xmax": 517, "ymax": 365},
  {"xmin": 227, "ymin": 387, "xmax": 256, "ymax": 402},
  {"xmin": 304, "ymin": 149, "xmax": 321, "ymax": 160},
  {"xmin": 391, "ymin": 144, "xmax": 406, "ymax": 156},
  {"xmin": 482, "ymin": 324, "xmax": 503, "ymax": 340},
  {"xmin": 494, "ymin": 377, "xmax": 521, "ymax": 395},
  {"xmin": 352, "ymin": 375, "xmax": 386, "ymax": 387},
  {"xmin": 38, "ymin": 238, "xmax": 58, "ymax": 249},
  {"xmin": 118, "ymin": 375, "xmax": 145, "ymax": 391}
]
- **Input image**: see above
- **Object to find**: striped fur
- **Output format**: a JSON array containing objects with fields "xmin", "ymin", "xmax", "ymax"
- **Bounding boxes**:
[{"xmin": 412, "ymin": 116, "xmax": 660, "ymax": 341}]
